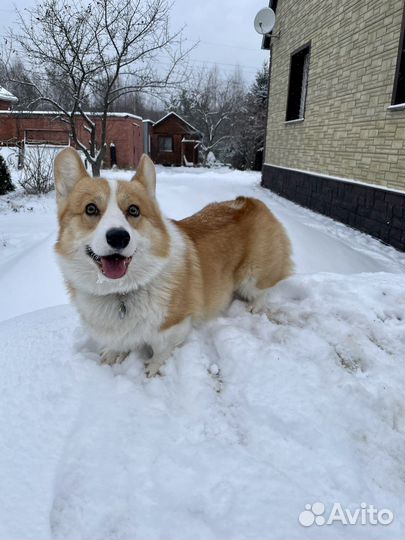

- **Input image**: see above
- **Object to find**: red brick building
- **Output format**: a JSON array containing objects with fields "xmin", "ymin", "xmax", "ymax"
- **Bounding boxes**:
[
  {"xmin": 0, "ymin": 109, "xmax": 143, "ymax": 169},
  {"xmin": 0, "ymin": 88, "xmax": 201, "ymax": 169}
]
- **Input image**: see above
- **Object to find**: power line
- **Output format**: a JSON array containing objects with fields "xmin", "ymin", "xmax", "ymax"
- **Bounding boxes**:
[
  {"xmin": 187, "ymin": 58, "xmax": 260, "ymax": 72},
  {"xmin": 155, "ymin": 56, "xmax": 262, "ymax": 77},
  {"xmin": 200, "ymin": 40, "xmax": 259, "ymax": 52}
]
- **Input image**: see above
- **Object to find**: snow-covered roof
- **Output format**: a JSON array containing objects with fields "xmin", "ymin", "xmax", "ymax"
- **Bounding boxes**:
[
  {"xmin": 153, "ymin": 111, "xmax": 201, "ymax": 134},
  {"xmin": 0, "ymin": 86, "xmax": 18, "ymax": 103},
  {"xmin": 181, "ymin": 137, "xmax": 201, "ymax": 143},
  {"xmin": 103, "ymin": 112, "xmax": 142, "ymax": 121},
  {"xmin": 142, "ymin": 118, "xmax": 154, "ymax": 123},
  {"xmin": 0, "ymin": 110, "xmax": 142, "ymax": 120}
]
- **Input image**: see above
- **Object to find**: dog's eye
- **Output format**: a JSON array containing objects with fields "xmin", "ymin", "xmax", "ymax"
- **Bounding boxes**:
[
  {"xmin": 127, "ymin": 204, "xmax": 140, "ymax": 217},
  {"xmin": 85, "ymin": 203, "xmax": 99, "ymax": 216}
]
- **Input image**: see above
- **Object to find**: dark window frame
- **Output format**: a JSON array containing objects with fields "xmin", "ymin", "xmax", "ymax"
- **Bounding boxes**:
[
  {"xmin": 392, "ymin": 3, "xmax": 405, "ymax": 105},
  {"xmin": 285, "ymin": 42, "xmax": 311, "ymax": 122},
  {"xmin": 158, "ymin": 135, "xmax": 174, "ymax": 153}
]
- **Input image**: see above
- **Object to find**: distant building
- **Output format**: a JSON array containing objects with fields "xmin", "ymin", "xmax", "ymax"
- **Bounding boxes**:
[
  {"xmin": 0, "ymin": 86, "xmax": 18, "ymax": 110},
  {"xmin": 261, "ymin": 0, "xmax": 405, "ymax": 250},
  {"xmin": 148, "ymin": 112, "xmax": 201, "ymax": 167},
  {"xmin": 0, "ymin": 108, "xmax": 143, "ymax": 169},
  {"xmin": 0, "ymin": 95, "xmax": 202, "ymax": 169}
]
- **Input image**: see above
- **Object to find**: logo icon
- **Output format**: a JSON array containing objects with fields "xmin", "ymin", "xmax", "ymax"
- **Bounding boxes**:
[{"xmin": 298, "ymin": 502, "xmax": 325, "ymax": 527}]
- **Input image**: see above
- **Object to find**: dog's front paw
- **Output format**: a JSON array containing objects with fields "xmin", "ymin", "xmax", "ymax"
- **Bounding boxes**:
[
  {"xmin": 144, "ymin": 356, "xmax": 166, "ymax": 377},
  {"xmin": 100, "ymin": 350, "xmax": 128, "ymax": 366},
  {"xmin": 145, "ymin": 362, "xmax": 162, "ymax": 378}
]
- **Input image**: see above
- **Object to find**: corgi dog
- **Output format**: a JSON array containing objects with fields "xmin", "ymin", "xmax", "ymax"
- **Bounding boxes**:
[{"xmin": 54, "ymin": 147, "xmax": 293, "ymax": 376}]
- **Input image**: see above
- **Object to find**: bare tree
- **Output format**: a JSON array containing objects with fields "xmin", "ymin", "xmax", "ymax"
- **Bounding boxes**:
[
  {"xmin": 7, "ymin": 0, "xmax": 191, "ymax": 175},
  {"xmin": 19, "ymin": 146, "xmax": 55, "ymax": 194},
  {"xmin": 171, "ymin": 66, "xmax": 245, "ymax": 165},
  {"xmin": 0, "ymin": 53, "xmax": 39, "ymax": 110},
  {"xmin": 107, "ymin": 83, "xmax": 165, "ymax": 120}
]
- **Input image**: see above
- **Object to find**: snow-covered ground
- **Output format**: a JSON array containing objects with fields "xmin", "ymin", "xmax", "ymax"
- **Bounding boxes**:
[{"xmin": 0, "ymin": 166, "xmax": 403, "ymax": 539}]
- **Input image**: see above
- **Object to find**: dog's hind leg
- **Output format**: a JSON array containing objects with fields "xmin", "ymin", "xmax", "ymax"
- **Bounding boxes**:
[
  {"xmin": 247, "ymin": 289, "xmax": 268, "ymax": 314},
  {"xmin": 237, "ymin": 276, "xmax": 269, "ymax": 314}
]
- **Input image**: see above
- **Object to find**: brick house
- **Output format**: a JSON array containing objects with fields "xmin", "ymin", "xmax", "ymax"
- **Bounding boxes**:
[
  {"xmin": 261, "ymin": 0, "xmax": 405, "ymax": 250},
  {"xmin": 147, "ymin": 112, "xmax": 201, "ymax": 166},
  {"xmin": 0, "ymin": 98, "xmax": 203, "ymax": 169},
  {"xmin": 0, "ymin": 107, "xmax": 143, "ymax": 169}
]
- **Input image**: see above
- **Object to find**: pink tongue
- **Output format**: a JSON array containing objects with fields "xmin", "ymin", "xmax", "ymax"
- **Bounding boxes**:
[{"xmin": 100, "ymin": 256, "xmax": 128, "ymax": 279}]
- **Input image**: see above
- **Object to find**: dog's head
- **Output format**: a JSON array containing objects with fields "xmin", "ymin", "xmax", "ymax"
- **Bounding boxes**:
[{"xmin": 54, "ymin": 148, "xmax": 170, "ymax": 294}]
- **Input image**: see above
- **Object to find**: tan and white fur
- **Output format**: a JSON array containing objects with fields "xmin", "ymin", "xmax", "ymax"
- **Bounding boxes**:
[{"xmin": 54, "ymin": 148, "xmax": 293, "ymax": 376}]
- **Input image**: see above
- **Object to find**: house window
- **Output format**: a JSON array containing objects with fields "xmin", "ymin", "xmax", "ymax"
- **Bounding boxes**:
[
  {"xmin": 158, "ymin": 136, "xmax": 173, "ymax": 152},
  {"xmin": 392, "ymin": 6, "xmax": 405, "ymax": 105},
  {"xmin": 286, "ymin": 43, "xmax": 311, "ymax": 121}
]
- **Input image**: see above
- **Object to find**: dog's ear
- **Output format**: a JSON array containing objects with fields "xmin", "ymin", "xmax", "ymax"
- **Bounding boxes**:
[
  {"xmin": 132, "ymin": 154, "xmax": 156, "ymax": 196},
  {"xmin": 54, "ymin": 147, "xmax": 89, "ymax": 204}
]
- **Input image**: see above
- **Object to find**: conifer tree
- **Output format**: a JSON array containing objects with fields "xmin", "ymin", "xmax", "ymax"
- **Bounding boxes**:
[{"xmin": 0, "ymin": 155, "xmax": 15, "ymax": 195}]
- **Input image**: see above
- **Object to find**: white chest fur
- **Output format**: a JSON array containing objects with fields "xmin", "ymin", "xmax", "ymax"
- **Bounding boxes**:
[{"xmin": 74, "ymin": 277, "xmax": 169, "ymax": 352}]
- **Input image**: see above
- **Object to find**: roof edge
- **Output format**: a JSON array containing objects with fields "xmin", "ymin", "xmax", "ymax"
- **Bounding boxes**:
[
  {"xmin": 0, "ymin": 110, "xmax": 142, "ymax": 120},
  {"xmin": 153, "ymin": 111, "xmax": 201, "ymax": 134},
  {"xmin": 0, "ymin": 87, "xmax": 19, "ymax": 103}
]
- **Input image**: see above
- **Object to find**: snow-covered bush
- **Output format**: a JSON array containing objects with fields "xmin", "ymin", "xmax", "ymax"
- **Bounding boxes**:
[
  {"xmin": 19, "ymin": 145, "xmax": 54, "ymax": 195},
  {"xmin": 205, "ymin": 151, "xmax": 217, "ymax": 167},
  {"xmin": 0, "ymin": 154, "xmax": 15, "ymax": 195}
]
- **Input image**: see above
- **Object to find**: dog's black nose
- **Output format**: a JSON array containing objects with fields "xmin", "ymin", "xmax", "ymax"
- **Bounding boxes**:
[{"xmin": 106, "ymin": 228, "xmax": 130, "ymax": 250}]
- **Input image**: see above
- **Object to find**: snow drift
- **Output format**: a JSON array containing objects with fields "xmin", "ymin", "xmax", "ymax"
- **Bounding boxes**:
[{"xmin": 0, "ymin": 167, "xmax": 403, "ymax": 539}]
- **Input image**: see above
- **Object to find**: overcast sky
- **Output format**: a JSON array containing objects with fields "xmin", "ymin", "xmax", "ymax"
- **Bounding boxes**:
[{"xmin": 0, "ymin": 0, "xmax": 270, "ymax": 84}]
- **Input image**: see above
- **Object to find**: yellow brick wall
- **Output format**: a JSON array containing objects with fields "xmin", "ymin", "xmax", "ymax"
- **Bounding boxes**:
[{"xmin": 265, "ymin": 0, "xmax": 405, "ymax": 191}]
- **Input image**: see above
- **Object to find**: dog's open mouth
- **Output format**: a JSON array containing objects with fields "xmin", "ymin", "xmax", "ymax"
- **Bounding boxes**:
[{"xmin": 86, "ymin": 246, "xmax": 132, "ymax": 280}]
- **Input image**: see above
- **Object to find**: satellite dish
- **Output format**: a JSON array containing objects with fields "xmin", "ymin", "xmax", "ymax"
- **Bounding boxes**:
[{"xmin": 254, "ymin": 7, "xmax": 276, "ymax": 35}]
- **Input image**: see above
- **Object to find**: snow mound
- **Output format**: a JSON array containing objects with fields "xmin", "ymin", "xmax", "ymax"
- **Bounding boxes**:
[{"xmin": 0, "ymin": 273, "xmax": 403, "ymax": 539}]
